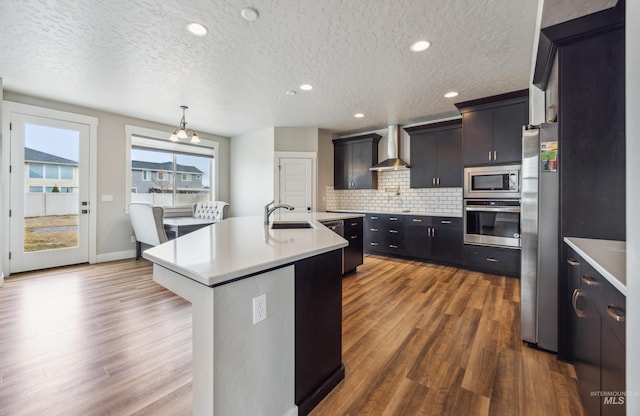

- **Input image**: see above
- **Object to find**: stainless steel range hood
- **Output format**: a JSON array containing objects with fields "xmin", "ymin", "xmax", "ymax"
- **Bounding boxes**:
[{"xmin": 370, "ymin": 125, "xmax": 410, "ymax": 171}]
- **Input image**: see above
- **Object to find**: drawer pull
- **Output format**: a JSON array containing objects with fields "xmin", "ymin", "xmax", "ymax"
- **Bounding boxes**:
[
  {"xmin": 389, "ymin": 217, "xmax": 398, "ymax": 221},
  {"xmin": 389, "ymin": 229, "xmax": 398, "ymax": 234},
  {"xmin": 572, "ymin": 289, "xmax": 586, "ymax": 318},
  {"xmin": 370, "ymin": 242, "xmax": 379, "ymax": 246},
  {"xmin": 581, "ymin": 275, "xmax": 600, "ymax": 286},
  {"xmin": 350, "ymin": 235, "xmax": 358, "ymax": 239},
  {"xmin": 606, "ymin": 305, "xmax": 625, "ymax": 323},
  {"xmin": 412, "ymin": 219, "xmax": 423, "ymax": 223},
  {"xmin": 389, "ymin": 244, "xmax": 399, "ymax": 249},
  {"xmin": 485, "ymin": 257, "xmax": 498, "ymax": 263},
  {"xmin": 567, "ymin": 258, "xmax": 580, "ymax": 267},
  {"xmin": 440, "ymin": 220, "xmax": 452, "ymax": 224},
  {"xmin": 351, "ymin": 222, "xmax": 358, "ymax": 226},
  {"xmin": 370, "ymin": 228, "xmax": 379, "ymax": 232},
  {"xmin": 370, "ymin": 216, "xmax": 379, "ymax": 220}
]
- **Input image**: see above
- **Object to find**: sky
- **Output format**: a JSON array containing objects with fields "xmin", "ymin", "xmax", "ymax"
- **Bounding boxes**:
[{"xmin": 25, "ymin": 123, "xmax": 79, "ymax": 162}]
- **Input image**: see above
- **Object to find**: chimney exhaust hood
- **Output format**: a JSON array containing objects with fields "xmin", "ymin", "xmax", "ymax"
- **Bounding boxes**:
[{"xmin": 370, "ymin": 125, "xmax": 410, "ymax": 171}]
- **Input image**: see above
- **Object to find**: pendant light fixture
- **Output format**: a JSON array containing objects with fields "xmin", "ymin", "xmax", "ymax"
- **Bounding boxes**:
[{"xmin": 169, "ymin": 105, "xmax": 200, "ymax": 143}]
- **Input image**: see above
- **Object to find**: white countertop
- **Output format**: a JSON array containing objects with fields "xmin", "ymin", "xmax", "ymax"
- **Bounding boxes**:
[
  {"xmin": 330, "ymin": 209, "xmax": 462, "ymax": 218},
  {"xmin": 564, "ymin": 237, "xmax": 626, "ymax": 295},
  {"xmin": 144, "ymin": 212, "xmax": 361, "ymax": 287}
]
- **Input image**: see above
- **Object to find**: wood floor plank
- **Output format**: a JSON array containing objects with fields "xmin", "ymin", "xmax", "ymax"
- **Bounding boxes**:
[{"xmin": 0, "ymin": 256, "xmax": 584, "ymax": 416}]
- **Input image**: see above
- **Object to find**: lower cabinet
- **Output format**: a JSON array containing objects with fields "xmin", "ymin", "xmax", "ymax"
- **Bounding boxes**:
[
  {"xmin": 364, "ymin": 213, "xmax": 462, "ymax": 266},
  {"xmin": 343, "ymin": 217, "xmax": 363, "ymax": 273},
  {"xmin": 294, "ymin": 249, "xmax": 344, "ymax": 416},
  {"xmin": 565, "ymin": 244, "xmax": 626, "ymax": 416},
  {"xmin": 463, "ymin": 244, "xmax": 520, "ymax": 277}
]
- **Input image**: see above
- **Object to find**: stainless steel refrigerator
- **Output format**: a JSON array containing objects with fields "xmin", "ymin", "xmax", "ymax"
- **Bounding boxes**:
[{"xmin": 521, "ymin": 123, "xmax": 559, "ymax": 351}]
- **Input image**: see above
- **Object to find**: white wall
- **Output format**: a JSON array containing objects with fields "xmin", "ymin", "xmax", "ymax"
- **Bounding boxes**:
[
  {"xmin": 230, "ymin": 128, "xmax": 275, "ymax": 217},
  {"xmin": 626, "ymin": 1, "xmax": 640, "ymax": 413},
  {"xmin": 274, "ymin": 127, "xmax": 318, "ymax": 152},
  {"xmin": 317, "ymin": 129, "xmax": 334, "ymax": 211},
  {"xmin": 0, "ymin": 78, "xmax": 3, "ymax": 284},
  {"xmin": 1, "ymin": 91, "xmax": 231, "ymax": 261}
]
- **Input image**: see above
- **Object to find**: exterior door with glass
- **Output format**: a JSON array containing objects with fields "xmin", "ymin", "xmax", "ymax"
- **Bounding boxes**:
[{"xmin": 8, "ymin": 112, "xmax": 91, "ymax": 273}]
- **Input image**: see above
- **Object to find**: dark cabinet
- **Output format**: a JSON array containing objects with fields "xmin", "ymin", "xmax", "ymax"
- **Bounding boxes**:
[
  {"xmin": 455, "ymin": 90, "xmax": 528, "ymax": 167},
  {"xmin": 430, "ymin": 217, "xmax": 463, "ymax": 264},
  {"xmin": 564, "ymin": 243, "xmax": 626, "ymax": 416},
  {"xmin": 295, "ymin": 249, "xmax": 344, "ymax": 416},
  {"xmin": 343, "ymin": 217, "xmax": 363, "ymax": 273},
  {"xmin": 463, "ymin": 244, "xmax": 520, "ymax": 277},
  {"xmin": 406, "ymin": 121, "xmax": 462, "ymax": 188},
  {"xmin": 364, "ymin": 213, "xmax": 462, "ymax": 266},
  {"xmin": 333, "ymin": 134, "xmax": 381, "ymax": 190}
]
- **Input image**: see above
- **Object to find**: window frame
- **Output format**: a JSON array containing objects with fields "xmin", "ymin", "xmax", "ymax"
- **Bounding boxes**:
[{"xmin": 125, "ymin": 125, "xmax": 218, "ymax": 213}]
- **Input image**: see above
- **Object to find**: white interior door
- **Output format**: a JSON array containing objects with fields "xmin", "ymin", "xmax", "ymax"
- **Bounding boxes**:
[
  {"xmin": 8, "ymin": 112, "xmax": 90, "ymax": 273},
  {"xmin": 277, "ymin": 157, "xmax": 312, "ymax": 212}
]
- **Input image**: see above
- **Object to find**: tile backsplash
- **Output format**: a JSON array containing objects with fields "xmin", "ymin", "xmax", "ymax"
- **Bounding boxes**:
[{"xmin": 326, "ymin": 170, "xmax": 462, "ymax": 217}]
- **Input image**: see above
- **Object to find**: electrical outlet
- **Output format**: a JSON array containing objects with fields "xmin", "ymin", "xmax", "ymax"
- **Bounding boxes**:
[{"xmin": 252, "ymin": 294, "xmax": 266, "ymax": 324}]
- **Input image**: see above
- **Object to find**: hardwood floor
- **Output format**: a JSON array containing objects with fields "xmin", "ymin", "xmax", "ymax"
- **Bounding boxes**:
[{"xmin": 0, "ymin": 256, "xmax": 584, "ymax": 415}]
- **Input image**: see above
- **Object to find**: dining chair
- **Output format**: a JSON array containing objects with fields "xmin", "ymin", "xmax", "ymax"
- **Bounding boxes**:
[
  {"xmin": 128, "ymin": 202, "xmax": 168, "ymax": 259},
  {"xmin": 193, "ymin": 201, "xmax": 229, "ymax": 220}
]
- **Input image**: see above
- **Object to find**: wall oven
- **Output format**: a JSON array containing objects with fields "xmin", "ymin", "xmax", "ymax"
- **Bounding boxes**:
[
  {"xmin": 464, "ymin": 165, "xmax": 521, "ymax": 199},
  {"xmin": 464, "ymin": 199, "xmax": 521, "ymax": 248}
]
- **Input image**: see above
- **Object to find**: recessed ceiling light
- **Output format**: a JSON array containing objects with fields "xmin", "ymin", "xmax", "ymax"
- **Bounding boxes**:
[
  {"xmin": 299, "ymin": 84, "xmax": 313, "ymax": 91},
  {"xmin": 286, "ymin": 90, "xmax": 297, "ymax": 96},
  {"xmin": 241, "ymin": 7, "xmax": 259, "ymax": 21},
  {"xmin": 186, "ymin": 22, "xmax": 208, "ymax": 36},
  {"xmin": 444, "ymin": 91, "xmax": 459, "ymax": 98},
  {"xmin": 354, "ymin": 113, "xmax": 365, "ymax": 118},
  {"xmin": 410, "ymin": 40, "xmax": 431, "ymax": 52}
]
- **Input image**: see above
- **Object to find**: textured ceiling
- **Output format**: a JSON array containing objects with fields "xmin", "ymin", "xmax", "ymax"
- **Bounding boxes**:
[{"xmin": 0, "ymin": 0, "xmax": 542, "ymax": 137}]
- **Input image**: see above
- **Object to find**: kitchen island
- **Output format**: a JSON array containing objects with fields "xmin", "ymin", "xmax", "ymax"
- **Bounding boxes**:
[{"xmin": 143, "ymin": 213, "xmax": 361, "ymax": 416}]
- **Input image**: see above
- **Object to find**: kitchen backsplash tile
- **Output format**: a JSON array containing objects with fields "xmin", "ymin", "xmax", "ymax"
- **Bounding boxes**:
[{"xmin": 325, "ymin": 170, "xmax": 462, "ymax": 217}]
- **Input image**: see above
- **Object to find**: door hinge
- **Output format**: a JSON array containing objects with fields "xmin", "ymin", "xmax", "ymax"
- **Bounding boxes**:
[
  {"xmin": 9, "ymin": 209, "xmax": 11, "ymax": 217},
  {"xmin": 9, "ymin": 122, "xmax": 12, "ymax": 131},
  {"xmin": 9, "ymin": 252, "xmax": 11, "ymax": 260},
  {"xmin": 9, "ymin": 165, "xmax": 12, "ymax": 173}
]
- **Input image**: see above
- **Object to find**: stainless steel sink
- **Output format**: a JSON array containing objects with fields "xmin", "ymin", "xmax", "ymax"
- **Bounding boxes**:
[{"xmin": 271, "ymin": 221, "xmax": 314, "ymax": 229}]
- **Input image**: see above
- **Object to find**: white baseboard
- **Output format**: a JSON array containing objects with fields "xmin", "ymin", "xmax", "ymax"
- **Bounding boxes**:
[
  {"xmin": 283, "ymin": 406, "xmax": 298, "ymax": 416},
  {"xmin": 96, "ymin": 249, "xmax": 136, "ymax": 263}
]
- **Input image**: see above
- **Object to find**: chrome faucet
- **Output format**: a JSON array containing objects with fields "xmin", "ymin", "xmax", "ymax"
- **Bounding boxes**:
[{"xmin": 264, "ymin": 200, "xmax": 295, "ymax": 224}]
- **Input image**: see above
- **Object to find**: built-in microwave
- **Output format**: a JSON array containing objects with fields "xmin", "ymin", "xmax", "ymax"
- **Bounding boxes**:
[{"xmin": 464, "ymin": 165, "xmax": 521, "ymax": 199}]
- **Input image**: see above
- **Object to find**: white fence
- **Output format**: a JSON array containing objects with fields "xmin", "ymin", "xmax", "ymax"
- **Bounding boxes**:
[
  {"xmin": 25, "ymin": 193, "xmax": 78, "ymax": 217},
  {"xmin": 131, "ymin": 193, "xmax": 210, "ymax": 207}
]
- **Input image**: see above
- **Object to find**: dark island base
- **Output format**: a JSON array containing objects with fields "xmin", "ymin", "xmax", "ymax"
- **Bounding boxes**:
[{"xmin": 297, "ymin": 364, "xmax": 345, "ymax": 416}]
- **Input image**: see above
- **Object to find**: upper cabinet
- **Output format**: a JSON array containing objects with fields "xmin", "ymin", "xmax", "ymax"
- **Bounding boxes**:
[
  {"xmin": 405, "ymin": 120, "xmax": 462, "ymax": 188},
  {"xmin": 333, "ymin": 133, "xmax": 381, "ymax": 190},
  {"xmin": 455, "ymin": 90, "xmax": 529, "ymax": 167}
]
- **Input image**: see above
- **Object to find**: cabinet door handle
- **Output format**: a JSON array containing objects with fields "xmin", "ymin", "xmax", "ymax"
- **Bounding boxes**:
[
  {"xmin": 370, "ymin": 242, "xmax": 379, "ymax": 246},
  {"xmin": 437, "ymin": 177, "xmax": 440, "ymax": 186},
  {"xmin": 389, "ymin": 244, "xmax": 399, "ymax": 249},
  {"xmin": 432, "ymin": 228, "xmax": 435, "ymax": 237},
  {"xmin": 433, "ymin": 177, "xmax": 436, "ymax": 185},
  {"xmin": 581, "ymin": 275, "xmax": 600, "ymax": 286},
  {"xmin": 606, "ymin": 304, "xmax": 625, "ymax": 323},
  {"xmin": 493, "ymin": 150, "xmax": 497, "ymax": 160},
  {"xmin": 412, "ymin": 219, "xmax": 422, "ymax": 223},
  {"xmin": 485, "ymin": 257, "xmax": 498, "ymax": 263},
  {"xmin": 440, "ymin": 220, "xmax": 452, "ymax": 224},
  {"xmin": 350, "ymin": 235, "xmax": 358, "ymax": 240},
  {"xmin": 370, "ymin": 228, "xmax": 379, "ymax": 232},
  {"xmin": 389, "ymin": 217, "xmax": 398, "ymax": 221},
  {"xmin": 389, "ymin": 229, "xmax": 398, "ymax": 234},
  {"xmin": 567, "ymin": 258, "xmax": 580, "ymax": 267},
  {"xmin": 489, "ymin": 151, "xmax": 492, "ymax": 161},
  {"xmin": 351, "ymin": 222, "xmax": 358, "ymax": 226},
  {"xmin": 370, "ymin": 216, "xmax": 378, "ymax": 220},
  {"xmin": 572, "ymin": 289, "xmax": 586, "ymax": 318}
]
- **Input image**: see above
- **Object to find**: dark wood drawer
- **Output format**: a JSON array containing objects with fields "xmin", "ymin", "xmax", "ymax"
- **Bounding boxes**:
[{"xmin": 463, "ymin": 244, "xmax": 520, "ymax": 277}]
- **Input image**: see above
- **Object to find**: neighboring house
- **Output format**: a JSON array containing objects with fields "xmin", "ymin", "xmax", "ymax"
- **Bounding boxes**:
[
  {"xmin": 24, "ymin": 147, "xmax": 78, "ymax": 193},
  {"xmin": 131, "ymin": 160, "xmax": 206, "ymax": 194}
]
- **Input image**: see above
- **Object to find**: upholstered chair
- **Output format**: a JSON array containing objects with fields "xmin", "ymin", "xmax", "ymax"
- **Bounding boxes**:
[
  {"xmin": 128, "ymin": 202, "xmax": 169, "ymax": 259},
  {"xmin": 192, "ymin": 201, "xmax": 230, "ymax": 220}
]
